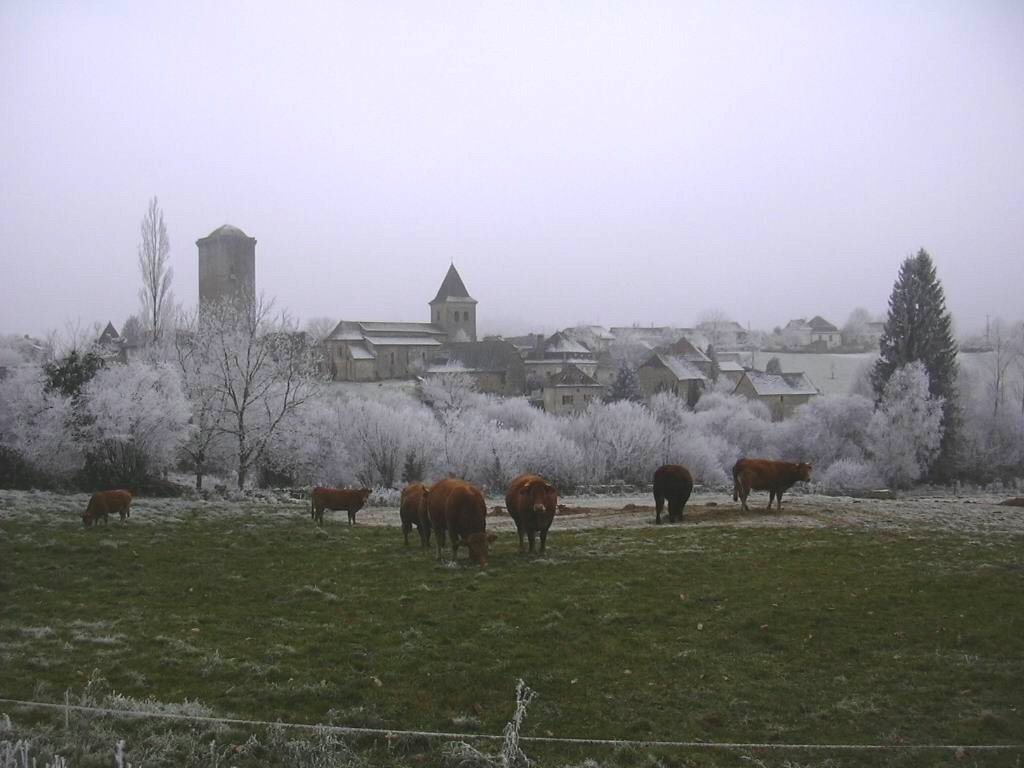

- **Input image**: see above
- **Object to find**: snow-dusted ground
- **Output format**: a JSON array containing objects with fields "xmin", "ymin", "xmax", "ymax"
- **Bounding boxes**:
[{"xmin": 1, "ymin": 488, "xmax": 1021, "ymax": 536}]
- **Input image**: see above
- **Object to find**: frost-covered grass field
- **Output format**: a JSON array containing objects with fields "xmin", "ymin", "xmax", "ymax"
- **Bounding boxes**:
[
  {"xmin": 1, "ymin": 490, "xmax": 1022, "ymax": 767},
  {"xmin": 751, "ymin": 351, "xmax": 995, "ymax": 396}
]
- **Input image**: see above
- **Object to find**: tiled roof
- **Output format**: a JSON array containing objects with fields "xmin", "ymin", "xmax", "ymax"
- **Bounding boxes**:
[
  {"xmin": 741, "ymin": 371, "xmax": 818, "ymax": 396},
  {"xmin": 364, "ymin": 336, "xmax": 443, "ymax": 347},
  {"xmin": 201, "ymin": 224, "xmax": 252, "ymax": 240},
  {"xmin": 647, "ymin": 354, "xmax": 707, "ymax": 382},
  {"xmin": 431, "ymin": 264, "xmax": 473, "ymax": 302},
  {"xmin": 808, "ymin": 316, "xmax": 838, "ymax": 332},
  {"xmin": 547, "ymin": 364, "xmax": 602, "ymax": 387},
  {"xmin": 545, "ymin": 332, "xmax": 593, "ymax": 355},
  {"xmin": 360, "ymin": 321, "xmax": 445, "ymax": 334},
  {"xmin": 348, "ymin": 343, "xmax": 375, "ymax": 360}
]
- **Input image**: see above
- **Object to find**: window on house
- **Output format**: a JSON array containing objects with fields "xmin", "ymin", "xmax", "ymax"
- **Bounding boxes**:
[
  {"xmin": 583, "ymin": 394, "xmax": 593, "ymax": 403},
  {"xmin": 390, "ymin": 352, "xmax": 395, "ymax": 364},
  {"xmin": 562, "ymin": 395, "xmax": 574, "ymax": 405}
]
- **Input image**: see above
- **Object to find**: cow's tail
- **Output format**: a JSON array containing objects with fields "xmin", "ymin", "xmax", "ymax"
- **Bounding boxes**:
[
  {"xmin": 310, "ymin": 490, "xmax": 315, "ymax": 520},
  {"xmin": 732, "ymin": 461, "xmax": 740, "ymax": 502}
]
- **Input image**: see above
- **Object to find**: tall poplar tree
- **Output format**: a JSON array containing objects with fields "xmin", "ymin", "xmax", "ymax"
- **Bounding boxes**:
[{"xmin": 871, "ymin": 249, "xmax": 960, "ymax": 478}]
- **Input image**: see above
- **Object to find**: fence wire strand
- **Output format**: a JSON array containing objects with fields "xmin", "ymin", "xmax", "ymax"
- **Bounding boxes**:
[{"xmin": 1, "ymin": 696, "xmax": 1022, "ymax": 753}]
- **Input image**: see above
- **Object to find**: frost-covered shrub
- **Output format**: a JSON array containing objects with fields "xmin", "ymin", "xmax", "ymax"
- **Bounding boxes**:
[
  {"xmin": 957, "ymin": 360, "xmax": 1024, "ymax": 482},
  {"xmin": 259, "ymin": 398, "xmax": 352, "ymax": 486},
  {"xmin": 336, "ymin": 394, "xmax": 443, "ymax": 488},
  {"xmin": 0, "ymin": 365, "xmax": 83, "ymax": 483},
  {"xmin": 818, "ymin": 459, "xmax": 883, "ymax": 491},
  {"xmin": 689, "ymin": 392, "xmax": 773, "ymax": 457},
  {"xmin": 79, "ymin": 362, "xmax": 191, "ymax": 487},
  {"xmin": 771, "ymin": 394, "xmax": 874, "ymax": 466},
  {"xmin": 867, "ymin": 362, "xmax": 944, "ymax": 488},
  {"xmin": 561, "ymin": 401, "xmax": 663, "ymax": 484}
]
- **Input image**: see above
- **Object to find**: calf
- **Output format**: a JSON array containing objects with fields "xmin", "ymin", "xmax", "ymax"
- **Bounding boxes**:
[
  {"xmin": 399, "ymin": 482, "xmax": 431, "ymax": 548},
  {"xmin": 732, "ymin": 458, "xmax": 812, "ymax": 512},
  {"xmin": 83, "ymin": 490, "xmax": 132, "ymax": 528},
  {"xmin": 310, "ymin": 486, "xmax": 372, "ymax": 527},
  {"xmin": 653, "ymin": 465, "xmax": 693, "ymax": 524},
  {"xmin": 505, "ymin": 473, "xmax": 558, "ymax": 554}
]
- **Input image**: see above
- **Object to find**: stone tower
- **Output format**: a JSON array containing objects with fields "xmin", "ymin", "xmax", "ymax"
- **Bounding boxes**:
[
  {"xmin": 429, "ymin": 264, "xmax": 477, "ymax": 342},
  {"xmin": 197, "ymin": 224, "xmax": 256, "ymax": 309}
]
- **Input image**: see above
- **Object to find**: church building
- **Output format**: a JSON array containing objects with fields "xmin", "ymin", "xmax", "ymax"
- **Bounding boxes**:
[{"xmin": 324, "ymin": 264, "xmax": 477, "ymax": 381}]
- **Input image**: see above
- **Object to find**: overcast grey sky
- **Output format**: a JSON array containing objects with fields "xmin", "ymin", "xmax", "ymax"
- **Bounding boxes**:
[{"xmin": 2, "ymin": 1, "xmax": 1022, "ymax": 338}]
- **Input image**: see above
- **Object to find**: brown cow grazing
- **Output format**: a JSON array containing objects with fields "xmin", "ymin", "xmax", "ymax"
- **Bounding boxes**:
[
  {"xmin": 505, "ymin": 473, "xmax": 558, "ymax": 554},
  {"xmin": 425, "ymin": 478, "xmax": 495, "ymax": 566},
  {"xmin": 732, "ymin": 459, "xmax": 812, "ymax": 512},
  {"xmin": 399, "ymin": 482, "xmax": 431, "ymax": 548},
  {"xmin": 82, "ymin": 490, "xmax": 132, "ymax": 528},
  {"xmin": 653, "ymin": 465, "xmax": 694, "ymax": 524},
  {"xmin": 310, "ymin": 486, "xmax": 372, "ymax": 527}
]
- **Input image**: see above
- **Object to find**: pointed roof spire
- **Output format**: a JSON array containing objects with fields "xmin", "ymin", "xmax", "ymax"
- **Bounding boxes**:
[{"xmin": 431, "ymin": 263, "xmax": 473, "ymax": 303}]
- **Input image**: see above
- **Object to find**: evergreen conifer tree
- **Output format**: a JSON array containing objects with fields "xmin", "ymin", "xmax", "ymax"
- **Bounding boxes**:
[
  {"xmin": 871, "ymin": 249, "xmax": 960, "ymax": 478},
  {"xmin": 605, "ymin": 362, "xmax": 643, "ymax": 403},
  {"xmin": 705, "ymin": 344, "xmax": 721, "ymax": 384}
]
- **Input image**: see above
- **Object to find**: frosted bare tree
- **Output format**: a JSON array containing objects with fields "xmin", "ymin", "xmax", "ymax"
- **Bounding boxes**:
[
  {"xmin": 197, "ymin": 294, "xmax": 323, "ymax": 488},
  {"xmin": 696, "ymin": 308, "xmax": 734, "ymax": 349},
  {"xmin": 137, "ymin": 196, "xmax": 174, "ymax": 343},
  {"xmin": 174, "ymin": 310, "xmax": 229, "ymax": 489},
  {"xmin": 984, "ymin": 318, "xmax": 1022, "ymax": 419}
]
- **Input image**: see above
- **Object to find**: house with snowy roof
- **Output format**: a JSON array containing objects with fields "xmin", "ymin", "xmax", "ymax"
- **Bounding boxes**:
[
  {"xmin": 540, "ymin": 363, "xmax": 605, "ymax": 415},
  {"xmin": 784, "ymin": 316, "xmax": 841, "ymax": 349},
  {"xmin": 523, "ymin": 331, "xmax": 599, "ymax": 384},
  {"xmin": 732, "ymin": 370, "xmax": 819, "ymax": 420},
  {"xmin": 324, "ymin": 264, "xmax": 478, "ymax": 381},
  {"xmin": 637, "ymin": 352, "xmax": 708, "ymax": 405},
  {"xmin": 425, "ymin": 338, "xmax": 526, "ymax": 396}
]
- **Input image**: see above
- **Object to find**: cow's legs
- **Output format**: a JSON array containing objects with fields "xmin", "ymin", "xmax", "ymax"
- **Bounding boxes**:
[
  {"xmin": 516, "ymin": 524, "xmax": 526, "ymax": 553},
  {"xmin": 767, "ymin": 489, "xmax": 775, "ymax": 512},
  {"xmin": 348, "ymin": 510, "xmax": 355, "ymax": 525},
  {"xmin": 668, "ymin": 499, "xmax": 680, "ymax": 523},
  {"xmin": 654, "ymin": 492, "xmax": 665, "ymax": 524},
  {"xmin": 527, "ymin": 529, "xmax": 536, "ymax": 553},
  {"xmin": 739, "ymin": 486, "xmax": 750, "ymax": 512},
  {"xmin": 539, "ymin": 528, "xmax": 548, "ymax": 555},
  {"xmin": 435, "ymin": 527, "xmax": 447, "ymax": 560},
  {"xmin": 402, "ymin": 522, "xmax": 411, "ymax": 546},
  {"xmin": 776, "ymin": 491, "xmax": 783, "ymax": 511}
]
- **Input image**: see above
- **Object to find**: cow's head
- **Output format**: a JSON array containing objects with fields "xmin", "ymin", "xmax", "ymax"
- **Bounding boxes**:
[
  {"xmin": 521, "ymin": 479, "xmax": 558, "ymax": 516},
  {"xmin": 797, "ymin": 463, "xmax": 813, "ymax": 482},
  {"xmin": 466, "ymin": 531, "xmax": 497, "ymax": 567},
  {"xmin": 359, "ymin": 488, "xmax": 372, "ymax": 502},
  {"xmin": 81, "ymin": 510, "xmax": 95, "ymax": 528}
]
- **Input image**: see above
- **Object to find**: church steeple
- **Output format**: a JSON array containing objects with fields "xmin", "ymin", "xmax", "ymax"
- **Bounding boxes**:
[{"xmin": 429, "ymin": 264, "xmax": 477, "ymax": 342}]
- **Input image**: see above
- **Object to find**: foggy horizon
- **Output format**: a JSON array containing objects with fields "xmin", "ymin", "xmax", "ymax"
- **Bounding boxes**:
[{"xmin": 2, "ymin": 2, "xmax": 1022, "ymax": 340}]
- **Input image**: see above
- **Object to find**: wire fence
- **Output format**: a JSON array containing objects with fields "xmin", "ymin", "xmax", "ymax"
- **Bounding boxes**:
[{"xmin": 2, "ymin": 696, "xmax": 1022, "ymax": 755}]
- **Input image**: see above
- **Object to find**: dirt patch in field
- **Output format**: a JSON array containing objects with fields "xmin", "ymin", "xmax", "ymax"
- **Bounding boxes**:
[{"xmin": 2, "ymin": 488, "xmax": 1022, "ymax": 536}]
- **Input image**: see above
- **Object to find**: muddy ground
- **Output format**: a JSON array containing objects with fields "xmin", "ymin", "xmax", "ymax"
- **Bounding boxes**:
[{"xmin": 2, "ymin": 488, "xmax": 1022, "ymax": 537}]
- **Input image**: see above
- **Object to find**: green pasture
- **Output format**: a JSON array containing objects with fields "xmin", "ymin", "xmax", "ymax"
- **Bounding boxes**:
[{"xmin": 0, "ymin": 502, "xmax": 1022, "ymax": 767}]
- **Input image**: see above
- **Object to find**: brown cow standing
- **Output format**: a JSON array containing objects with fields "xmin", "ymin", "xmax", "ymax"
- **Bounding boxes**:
[
  {"xmin": 425, "ymin": 478, "xmax": 495, "ymax": 566},
  {"xmin": 310, "ymin": 486, "xmax": 372, "ymax": 527},
  {"xmin": 505, "ymin": 473, "xmax": 558, "ymax": 554},
  {"xmin": 653, "ymin": 465, "xmax": 693, "ymax": 524},
  {"xmin": 82, "ymin": 490, "xmax": 132, "ymax": 528},
  {"xmin": 732, "ymin": 459, "xmax": 812, "ymax": 512},
  {"xmin": 399, "ymin": 482, "xmax": 431, "ymax": 548}
]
